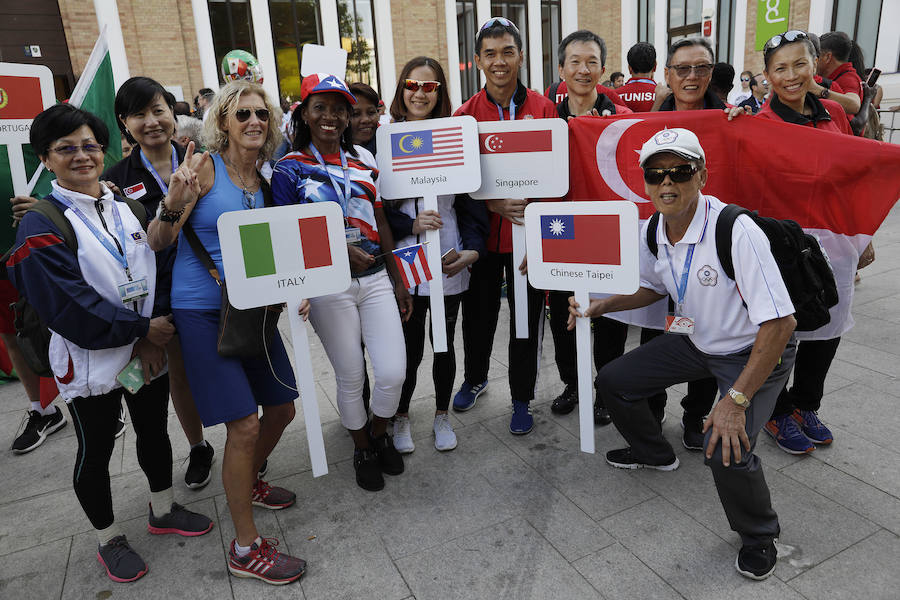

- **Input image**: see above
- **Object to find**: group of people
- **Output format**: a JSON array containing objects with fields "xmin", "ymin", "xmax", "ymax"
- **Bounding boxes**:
[{"xmin": 3, "ymin": 14, "xmax": 880, "ymax": 588}]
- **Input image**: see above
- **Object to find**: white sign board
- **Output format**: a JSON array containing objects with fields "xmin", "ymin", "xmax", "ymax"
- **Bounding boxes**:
[
  {"xmin": 218, "ymin": 202, "xmax": 351, "ymax": 479},
  {"xmin": 300, "ymin": 44, "xmax": 347, "ymax": 81}
]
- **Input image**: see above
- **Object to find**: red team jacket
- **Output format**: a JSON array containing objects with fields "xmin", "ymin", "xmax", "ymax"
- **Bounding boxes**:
[
  {"xmin": 544, "ymin": 81, "xmax": 630, "ymax": 113},
  {"xmin": 757, "ymin": 95, "xmax": 852, "ymax": 136},
  {"xmin": 616, "ymin": 77, "xmax": 657, "ymax": 112}
]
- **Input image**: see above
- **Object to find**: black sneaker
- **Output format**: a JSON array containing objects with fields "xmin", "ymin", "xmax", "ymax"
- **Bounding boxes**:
[
  {"xmin": 258, "ymin": 459, "xmax": 269, "ymax": 479},
  {"xmin": 372, "ymin": 433, "xmax": 404, "ymax": 475},
  {"xmin": 550, "ymin": 386, "xmax": 578, "ymax": 415},
  {"xmin": 184, "ymin": 442, "xmax": 215, "ymax": 489},
  {"xmin": 147, "ymin": 502, "xmax": 214, "ymax": 536},
  {"xmin": 12, "ymin": 407, "xmax": 67, "ymax": 454},
  {"xmin": 114, "ymin": 405, "xmax": 127, "ymax": 439},
  {"xmin": 605, "ymin": 447, "xmax": 679, "ymax": 471},
  {"xmin": 97, "ymin": 535, "xmax": 148, "ymax": 583},
  {"xmin": 681, "ymin": 415, "xmax": 705, "ymax": 451},
  {"xmin": 735, "ymin": 542, "xmax": 778, "ymax": 580},
  {"xmin": 593, "ymin": 396, "xmax": 612, "ymax": 426},
  {"xmin": 354, "ymin": 448, "xmax": 384, "ymax": 491}
]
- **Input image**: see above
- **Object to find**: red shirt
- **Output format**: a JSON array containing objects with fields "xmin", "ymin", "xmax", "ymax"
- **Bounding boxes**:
[
  {"xmin": 454, "ymin": 84, "xmax": 558, "ymax": 253},
  {"xmin": 826, "ymin": 63, "xmax": 863, "ymax": 101},
  {"xmin": 545, "ymin": 81, "xmax": 628, "ymax": 112},
  {"xmin": 616, "ymin": 78, "xmax": 657, "ymax": 112},
  {"xmin": 756, "ymin": 94, "xmax": 852, "ymax": 136}
]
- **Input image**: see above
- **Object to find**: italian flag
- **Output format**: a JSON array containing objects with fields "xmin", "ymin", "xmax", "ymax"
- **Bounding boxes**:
[{"xmin": 239, "ymin": 216, "xmax": 333, "ymax": 278}]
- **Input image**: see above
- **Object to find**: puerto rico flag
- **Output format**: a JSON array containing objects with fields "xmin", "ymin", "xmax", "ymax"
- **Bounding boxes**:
[
  {"xmin": 541, "ymin": 214, "xmax": 621, "ymax": 265},
  {"xmin": 392, "ymin": 243, "xmax": 433, "ymax": 287}
]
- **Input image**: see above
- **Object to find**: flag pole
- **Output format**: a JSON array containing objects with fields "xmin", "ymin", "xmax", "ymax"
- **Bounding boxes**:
[{"xmin": 574, "ymin": 287, "xmax": 595, "ymax": 454}]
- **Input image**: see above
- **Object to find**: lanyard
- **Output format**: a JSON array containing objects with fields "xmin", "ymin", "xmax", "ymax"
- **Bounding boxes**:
[
  {"xmin": 52, "ymin": 194, "xmax": 132, "ymax": 279},
  {"xmin": 665, "ymin": 244, "xmax": 695, "ymax": 313},
  {"xmin": 495, "ymin": 96, "xmax": 516, "ymax": 121},
  {"xmin": 138, "ymin": 145, "xmax": 178, "ymax": 195},
  {"xmin": 630, "ymin": 78, "xmax": 656, "ymax": 85},
  {"xmin": 309, "ymin": 144, "xmax": 351, "ymax": 213}
]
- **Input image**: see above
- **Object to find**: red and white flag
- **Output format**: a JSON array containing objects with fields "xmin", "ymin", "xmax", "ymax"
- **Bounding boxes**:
[
  {"xmin": 479, "ymin": 130, "xmax": 553, "ymax": 154},
  {"xmin": 392, "ymin": 243, "xmax": 433, "ymax": 288}
]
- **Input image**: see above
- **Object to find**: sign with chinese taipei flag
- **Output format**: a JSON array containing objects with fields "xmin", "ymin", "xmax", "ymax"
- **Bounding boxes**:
[{"xmin": 218, "ymin": 202, "xmax": 350, "ymax": 478}]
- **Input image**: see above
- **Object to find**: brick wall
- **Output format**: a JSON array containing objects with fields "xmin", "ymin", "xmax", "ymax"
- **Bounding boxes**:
[
  {"xmin": 578, "ymin": 0, "xmax": 622, "ymax": 79},
  {"xmin": 390, "ymin": 0, "xmax": 449, "ymax": 82}
]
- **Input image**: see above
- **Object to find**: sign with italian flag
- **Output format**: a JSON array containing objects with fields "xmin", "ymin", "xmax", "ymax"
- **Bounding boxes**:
[{"xmin": 218, "ymin": 202, "xmax": 350, "ymax": 309}]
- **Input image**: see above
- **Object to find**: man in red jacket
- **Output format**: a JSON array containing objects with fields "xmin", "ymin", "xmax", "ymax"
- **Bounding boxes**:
[
  {"xmin": 617, "ymin": 42, "xmax": 659, "ymax": 112},
  {"xmin": 451, "ymin": 17, "xmax": 557, "ymax": 435},
  {"xmin": 816, "ymin": 31, "xmax": 863, "ymax": 103}
]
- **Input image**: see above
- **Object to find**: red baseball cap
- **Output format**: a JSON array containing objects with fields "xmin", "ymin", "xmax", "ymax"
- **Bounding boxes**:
[{"xmin": 300, "ymin": 73, "xmax": 357, "ymax": 105}]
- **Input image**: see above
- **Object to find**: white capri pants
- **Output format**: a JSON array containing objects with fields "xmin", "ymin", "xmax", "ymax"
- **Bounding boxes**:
[{"xmin": 308, "ymin": 269, "xmax": 406, "ymax": 430}]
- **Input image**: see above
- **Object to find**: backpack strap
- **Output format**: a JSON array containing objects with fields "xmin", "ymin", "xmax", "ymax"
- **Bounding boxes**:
[
  {"xmin": 29, "ymin": 199, "xmax": 78, "ymax": 253},
  {"xmin": 646, "ymin": 211, "xmax": 660, "ymax": 258},
  {"xmin": 115, "ymin": 193, "xmax": 149, "ymax": 231},
  {"xmin": 714, "ymin": 204, "xmax": 751, "ymax": 281}
]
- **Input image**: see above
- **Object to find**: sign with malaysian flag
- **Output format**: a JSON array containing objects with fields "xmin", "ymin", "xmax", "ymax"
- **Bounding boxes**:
[{"xmin": 392, "ymin": 243, "xmax": 433, "ymax": 288}]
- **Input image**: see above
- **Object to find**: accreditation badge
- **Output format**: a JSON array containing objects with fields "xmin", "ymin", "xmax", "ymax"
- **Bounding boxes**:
[
  {"xmin": 118, "ymin": 277, "xmax": 149, "ymax": 303},
  {"xmin": 665, "ymin": 313, "xmax": 695, "ymax": 335}
]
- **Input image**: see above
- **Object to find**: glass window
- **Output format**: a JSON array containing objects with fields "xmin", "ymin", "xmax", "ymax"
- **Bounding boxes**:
[
  {"xmin": 208, "ymin": 0, "xmax": 256, "ymax": 84},
  {"xmin": 669, "ymin": 0, "xmax": 684, "ymax": 28},
  {"xmin": 457, "ymin": 1, "xmax": 478, "ymax": 101},
  {"xmin": 638, "ymin": 0, "xmax": 656, "ymax": 45},
  {"xmin": 269, "ymin": 0, "xmax": 322, "ymax": 101},
  {"xmin": 541, "ymin": 1, "xmax": 562, "ymax": 89},
  {"xmin": 337, "ymin": 0, "xmax": 379, "ymax": 90},
  {"xmin": 832, "ymin": 0, "xmax": 884, "ymax": 69},
  {"xmin": 717, "ymin": 0, "xmax": 734, "ymax": 65},
  {"xmin": 667, "ymin": 0, "xmax": 701, "ymax": 48},
  {"xmin": 490, "ymin": 1, "xmax": 529, "ymax": 85}
]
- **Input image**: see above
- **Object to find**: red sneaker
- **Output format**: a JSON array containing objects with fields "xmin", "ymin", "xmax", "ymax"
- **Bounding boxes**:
[
  {"xmin": 227, "ymin": 537, "xmax": 306, "ymax": 585},
  {"xmin": 251, "ymin": 479, "xmax": 296, "ymax": 510}
]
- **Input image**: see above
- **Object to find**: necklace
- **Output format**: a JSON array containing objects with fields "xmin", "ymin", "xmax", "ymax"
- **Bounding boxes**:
[{"xmin": 222, "ymin": 153, "xmax": 259, "ymax": 209}]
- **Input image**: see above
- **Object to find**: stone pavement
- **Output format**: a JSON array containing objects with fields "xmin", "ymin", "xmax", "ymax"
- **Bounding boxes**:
[{"xmin": 3, "ymin": 209, "xmax": 900, "ymax": 600}]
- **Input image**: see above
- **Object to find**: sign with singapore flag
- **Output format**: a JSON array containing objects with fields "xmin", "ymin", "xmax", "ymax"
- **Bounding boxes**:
[{"xmin": 218, "ymin": 202, "xmax": 350, "ymax": 479}]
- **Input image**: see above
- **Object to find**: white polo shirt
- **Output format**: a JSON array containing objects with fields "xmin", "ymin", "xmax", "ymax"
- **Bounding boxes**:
[{"xmin": 638, "ymin": 194, "xmax": 794, "ymax": 355}]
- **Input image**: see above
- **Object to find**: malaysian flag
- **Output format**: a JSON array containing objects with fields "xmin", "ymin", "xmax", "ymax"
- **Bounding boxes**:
[
  {"xmin": 390, "ymin": 126, "xmax": 464, "ymax": 172},
  {"xmin": 392, "ymin": 243, "xmax": 433, "ymax": 287}
]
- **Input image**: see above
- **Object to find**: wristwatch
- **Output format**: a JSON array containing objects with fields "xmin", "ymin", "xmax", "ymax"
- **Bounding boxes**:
[
  {"xmin": 727, "ymin": 388, "xmax": 750, "ymax": 409},
  {"xmin": 158, "ymin": 199, "xmax": 184, "ymax": 223},
  {"xmin": 819, "ymin": 87, "xmax": 830, "ymax": 99}
]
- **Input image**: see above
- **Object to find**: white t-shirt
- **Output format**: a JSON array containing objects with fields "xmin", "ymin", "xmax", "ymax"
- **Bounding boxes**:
[{"xmin": 639, "ymin": 194, "xmax": 794, "ymax": 355}]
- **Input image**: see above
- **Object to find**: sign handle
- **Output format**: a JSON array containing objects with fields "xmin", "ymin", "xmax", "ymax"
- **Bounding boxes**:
[
  {"xmin": 575, "ymin": 288, "xmax": 595, "ymax": 454},
  {"xmin": 423, "ymin": 194, "xmax": 448, "ymax": 353},
  {"xmin": 286, "ymin": 298, "xmax": 329, "ymax": 477},
  {"xmin": 7, "ymin": 144, "xmax": 28, "ymax": 196},
  {"xmin": 512, "ymin": 223, "xmax": 528, "ymax": 338}
]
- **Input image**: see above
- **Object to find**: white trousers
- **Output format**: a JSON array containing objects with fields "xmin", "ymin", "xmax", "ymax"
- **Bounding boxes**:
[{"xmin": 308, "ymin": 269, "xmax": 406, "ymax": 430}]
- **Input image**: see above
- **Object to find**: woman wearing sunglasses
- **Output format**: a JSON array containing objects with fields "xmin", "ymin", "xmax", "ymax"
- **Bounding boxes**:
[
  {"xmin": 147, "ymin": 80, "xmax": 308, "ymax": 585},
  {"xmin": 384, "ymin": 57, "xmax": 487, "ymax": 453},
  {"xmin": 271, "ymin": 74, "xmax": 412, "ymax": 492},
  {"xmin": 8, "ymin": 103, "xmax": 214, "ymax": 583}
]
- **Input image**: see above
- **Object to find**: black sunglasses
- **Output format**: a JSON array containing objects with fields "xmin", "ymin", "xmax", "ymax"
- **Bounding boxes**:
[
  {"xmin": 480, "ymin": 16, "xmax": 520, "ymax": 33},
  {"xmin": 763, "ymin": 30, "xmax": 809, "ymax": 58},
  {"xmin": 235, "ymin": 108, "xmax": 270, "ymax": 122},
  {"xmin": 643, "ymin": 164, "xmax": 697, "ymax": 185}
]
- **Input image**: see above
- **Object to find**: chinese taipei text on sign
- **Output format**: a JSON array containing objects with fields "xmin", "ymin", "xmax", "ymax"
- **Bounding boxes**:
[
  {"xmin": 376, "ymin": 116, "xmax": 480, "ymax": 353},
  {"xmin": 218, "ymin": 202, "xmax": 350, "ymax": 478}
]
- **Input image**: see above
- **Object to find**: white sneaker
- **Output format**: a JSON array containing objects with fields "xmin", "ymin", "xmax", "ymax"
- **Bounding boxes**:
[
  {"xmin": 392, "ymin": 416, "xmax": 415, "ymax": 454},
  {"xmin": 433, "ymin": 414, "xmax": 457, "ymax": 451}
]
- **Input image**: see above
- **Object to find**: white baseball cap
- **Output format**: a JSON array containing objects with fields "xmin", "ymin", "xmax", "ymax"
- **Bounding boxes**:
[{"xmin": 638, "ymin": 128, "xmax": 705, "ymax": 167}]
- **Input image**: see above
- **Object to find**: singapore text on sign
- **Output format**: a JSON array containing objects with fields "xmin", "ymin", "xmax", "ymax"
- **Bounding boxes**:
[
  {"xmin": 217, "ymin": 202, "xmax": 351, "ymax": 309},
  {"xmin": 470, "ymin": 118, "xmax": 569, "ymax": 200},
  {"xmin": 524, "ymin": 201, "xmax": 640, "ymax": 294},
  {"xmin": 375, "ymin": 115, "xmax": 481, "ymax": 199}
]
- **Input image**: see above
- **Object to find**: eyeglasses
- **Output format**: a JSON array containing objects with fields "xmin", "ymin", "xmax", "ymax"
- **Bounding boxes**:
[
  {"xmin": 666, "ymin": 64, "xmax": 714, "ymax": 78},
  {"xmin": 479, "ymin": 16, "xmax": 520, "ymax": 33},
  {"xmin": 234, "ymin": 108, "xmax": 270, "ymax": 122},
  {"xmin": 643, "ymin": 164, "xmax": 697, "ymax": 185},
  {"xmin": 49, "ymin": 143, "xmax": 104, "ymax": 156},
  {"xmin": 404, "ymin": 79, "xmax": 441, "ymax": 93},
  {"xmin": 740, "ymin": 76, "xmax": 751, "ymax": 82},
  {"xmin": 763, "ymin": 30, "xmax": 809, "ymax": 57}
]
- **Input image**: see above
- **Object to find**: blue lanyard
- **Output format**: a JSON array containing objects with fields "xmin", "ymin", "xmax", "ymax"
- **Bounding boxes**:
[
  {"xmin": 665, "ymin": 244, "xmax": 695, "ymax": 313},
  {"xmin": 52, "ymin": 194, "xmax": 132, "ymax": 279},
  {"xmin": 138, "ymin": 145, "xmax": 178, "ymax": 195},
  {"xmin": 630, "ymin": 78, "xmax": 656, "ymax": 85},
  {"xmin": 309, "ymin": 144, "xmax": 351, "ymax": 213},
  {"xmin": 496, "ymin": 96, "xmax": 516, "ymax": 121}
]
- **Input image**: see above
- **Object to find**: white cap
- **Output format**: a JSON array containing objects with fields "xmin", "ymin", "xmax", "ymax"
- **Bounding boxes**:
[{"xmin": 638, "ymin": 128, "xmax": 705, "ymax": 167}]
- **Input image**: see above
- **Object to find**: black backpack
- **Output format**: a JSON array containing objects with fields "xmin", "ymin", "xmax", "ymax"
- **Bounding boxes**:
[
  {"xmin": 7, "ymin": 195, "xmax": 148, "ymax": 377},
  {"xmin": 646, "ymin": 204, "xmax": 838, "ymax": 332}
]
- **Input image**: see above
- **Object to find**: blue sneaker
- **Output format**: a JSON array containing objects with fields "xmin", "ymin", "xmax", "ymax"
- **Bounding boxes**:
[
  {"xmin": 509, "ymin": 401, "xmax": 534, "ymax": 435},
  {"xmin": 452, "ymin": 380, "xmax": 488, "ymax": 412},
  {"xmin": 793, "ymin": 409, "xmax": 833, "ymax": 444},
  {"xmin": 764, "ymin": 413, "xmax": 815, "ymax": 455}
]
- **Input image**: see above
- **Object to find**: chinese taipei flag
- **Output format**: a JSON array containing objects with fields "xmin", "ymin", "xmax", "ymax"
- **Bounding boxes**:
[
  {"xmin": 541, "ymin": 214, "xmax": 620, "ymax": 264},
  {"xmin": 392, "ymin": 243, "xmax": 433, "ymax": 288}
]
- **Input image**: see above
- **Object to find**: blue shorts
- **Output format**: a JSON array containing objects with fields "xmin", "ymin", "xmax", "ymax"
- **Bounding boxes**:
[{"xmin": 172, "ymin": 309, "xmax": 297, "ymax": 427}]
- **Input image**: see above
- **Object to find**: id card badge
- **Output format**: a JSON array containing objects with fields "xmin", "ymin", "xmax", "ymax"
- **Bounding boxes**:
[
  {"xmin": 665, "ymin": 313, "xmax": 695, "ymax": 335},
  {"xmin": 118, "ymin": 277, "xmax": 149, "ymax": 303},
  {"xmin": 345, "ymin": 227, "xmax": 361, "ymax": 245}
]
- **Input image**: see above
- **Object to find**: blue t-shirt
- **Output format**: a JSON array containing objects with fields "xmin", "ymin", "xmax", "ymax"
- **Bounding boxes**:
[{"xmin": 171, "ymin": 153, "xmax": 263, "ymax": 309}]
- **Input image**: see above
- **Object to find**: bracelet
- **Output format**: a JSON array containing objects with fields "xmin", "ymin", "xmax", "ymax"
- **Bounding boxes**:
[{"xmin": 158, "ymin": 199, "xmax": 184, "ymax": 223}]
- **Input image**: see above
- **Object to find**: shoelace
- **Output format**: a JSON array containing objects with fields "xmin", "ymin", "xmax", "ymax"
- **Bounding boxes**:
[
  {"xmin": 777, "ymin": 414, "xmax": 803, "ymax": 438},
  {"xmin": 9, "ymin": 411, "xmax": 42, "ymax": 450},
  {"xmin": 253, "ymin": 480, "xmax": 271, "ymax": 498},
  {"xmin": 105, "ymin": 536, "xmax": 135, "ymax": 560},
  {"xmin": 256, "ymin": 537, "xmax": 281, "ymax": 562},
  {"xmin": 435, "ymin": 415, "xmax": 453, "ymax": 432}
]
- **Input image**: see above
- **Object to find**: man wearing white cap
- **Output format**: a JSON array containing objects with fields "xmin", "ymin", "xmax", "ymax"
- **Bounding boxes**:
[{"xmin": 568, "ymin": 128, "xmax": 797, "ymax": 580}]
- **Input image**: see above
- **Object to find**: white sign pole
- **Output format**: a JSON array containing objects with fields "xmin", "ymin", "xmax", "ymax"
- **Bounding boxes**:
[
  {"xmin": 574, "ymin": 287, "xmax": 594, "ymax": 454},
  {"xmin": 7, "ymin": 145, "xmax": 28, "ymax": 196},
  {"xmin": 512, "ymin": 224, "xmax": 529, "ymax": 338},
  {"xmin": 422, "ymin": 194, "xmax": 448, "ymax": 353}
]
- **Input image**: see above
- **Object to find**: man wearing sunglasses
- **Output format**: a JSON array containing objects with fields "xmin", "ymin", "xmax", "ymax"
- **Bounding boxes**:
[
  {"xmin": 568, "ymin": 128, "xmax": 797, "ymax": 581},
  {"xmin": 737, "ymin": 75, "xmax": 768, "ymax": 114},
  {"xmin": 450, "ymin": 17, "xmax": 557, "ymax": 435},
  {"xmin": 728, "ymin": 70, "xmax": 754, "ymax": 106}
]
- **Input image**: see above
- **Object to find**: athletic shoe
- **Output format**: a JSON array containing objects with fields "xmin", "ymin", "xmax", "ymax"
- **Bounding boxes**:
[
  {"xmin": 392, "ymin": 416, "xmax": 415, "ymax": 454},
  {"xmin": 12, "ymin": 407, "xmax": 67, "ymax": 454},
  {"xmin": 594, "ymin": 394, "xmax": 612, "ymax": 426},
  {"xmin": 452, "ymin": 380, "xmax": 488, "ymax": 412},
  {"xmin": 735, "ymin": 541, "xmax": 777, "ymax": 580},
  {"xmin": 764, "ymin": 414, "xmax": 815, "ymax": 455},
  {"xmin": 372, "ymin": 433, "xmax": 404, "ymax": 475},
  {"xmin": 605, "ymin": 447, "xmax": 679, "ymax": 471},
  {"xmin": 251, "ymin": 479, "xmax": 296, "ymax": 509},
  {"xmin": 793, "ymin": 409, "xmax": 833, "ymax": 444},
  {"xmin": 184, "ymin": 442, "xmax": 215, "ymax": 489},
  {"xmin": 147, "ymin": 502, "xmax": 214, "ymax": 536},
  {"xmin": 354, "ymin": 448, "xmax": 384, "ymax": 491},
  {"xmin": 114, "ymin": 405, "xmax": 127, "ymax": 439},
  {"xmin": 681, "ymin": 415, "xmax": 706, "ymax": 451},
  {"xmin": 258, "ymin": 459, "xmax": 268, "ymax": 479},
  {"xmin": 509, "ymin": 401, "xmax": 534, "ymax": 435},
  {"xmin": 97, "ymin": 535, "xmax": 148, "ymax": 583},
  {"xmin": 227, "ymin": 537, "xmax": 305, "ymax": 585},
  {"xmin": 433, "ymin": 414, "xmax": 458, "ymax": 451},
  {"xmin": 550, "ymin": 385, "xmax": 577, "ymax": 415}
]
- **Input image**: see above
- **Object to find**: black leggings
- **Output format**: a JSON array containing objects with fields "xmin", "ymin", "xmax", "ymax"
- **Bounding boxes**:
[
  {"xmin": 772, "ymin": 337, "xmax": 841, "ymax": 417},
  {"xmin": 398, "ymin": 293, "xmax": 462, "ymax": 414},
  {"xmin": 68, "ymin": 375, "xmax": 173, "ymax": 530}
]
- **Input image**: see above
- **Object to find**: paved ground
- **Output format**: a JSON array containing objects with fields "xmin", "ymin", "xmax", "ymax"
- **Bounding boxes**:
[{"xmin": 3, "ymin": 208, "xmax": 900, "ymax": 600}]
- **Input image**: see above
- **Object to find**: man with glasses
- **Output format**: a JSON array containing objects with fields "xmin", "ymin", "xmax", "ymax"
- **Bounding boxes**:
[
  {"xmin": 728, "ymin": 70, "xmax": 753, "ymax": 106},
  {"xmin": 568, "ymin": 128, "xmax": 797, "ymax": 581},
  {"xmin": 738, "ymin": 74, "xmax": 768, "ymax": 114},
  {"xmin": 450, "ymin": 17, "xmax": 557, "ymax": 435}
]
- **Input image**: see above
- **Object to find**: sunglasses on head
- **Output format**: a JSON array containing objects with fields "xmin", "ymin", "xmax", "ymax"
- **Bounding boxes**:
[
  {"xmin": 404, "ymin": 79, "xmax": 441, "ymax": 93},
  {"xmin": 480, "ymin": 16, "xmax": 520, "ymax": 33},
  {"xmin": 643, "ymin": 164, "xmax": 697, "ymax": 185},
  {"xmin": 235, "ymin": 108, "xmax": 270, "ymax": 122},
  {"xmin": 763, "ymin": 30, "xmax": 809, "ymax": 57}
]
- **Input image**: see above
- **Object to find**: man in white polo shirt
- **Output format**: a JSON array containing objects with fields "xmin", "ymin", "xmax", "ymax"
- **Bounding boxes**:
[{"xmin": 568, "ymin": 128, "xmax": 797, "ymax": 580}]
